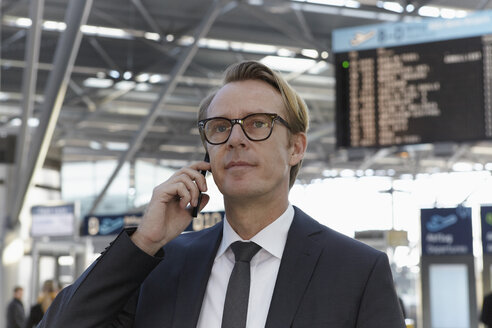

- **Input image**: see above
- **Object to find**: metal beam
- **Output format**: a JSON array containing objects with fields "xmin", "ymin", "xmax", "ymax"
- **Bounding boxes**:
[
  {"xmin": 68, "ymin": 79, "xmax": 97, "ymax": 112},
  {"xmin": 477, "ymin": 0, "xmax": 492, "ymax": 10},
  {"xmin": 8, "ymin": 0, "xmax": 93, "ymax": 227},
  {"xmin": 240, "ymin": 3, "xmax": 324, "ymax": 50},
  {"xmin": 292, "ymin": 7, "xmax": 316, "ymax": 44},
  {"xmin": 131, "ymin": 0, "xmax": 163, "ymax": 35},
  {"xmin": 88, "ymin": 0, "xmax": 226, "ymax": 214},
  {"xmin": 13, "ymin": 0, "xmax": 44, "ymax": 206},
  {"xmin": 88, "ymin": 37, "xmax": 121, "ymax": 72}
]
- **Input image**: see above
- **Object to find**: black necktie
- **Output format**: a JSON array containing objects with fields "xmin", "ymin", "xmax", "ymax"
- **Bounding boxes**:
[{"xmin": 221, "ymin": 241, "xmax": 262, "ymax": 328}]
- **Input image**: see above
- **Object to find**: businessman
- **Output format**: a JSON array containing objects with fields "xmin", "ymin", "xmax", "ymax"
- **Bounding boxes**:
[{"xmin": 39, "ymin": 61, "xmax": 405, "ymax": 327}]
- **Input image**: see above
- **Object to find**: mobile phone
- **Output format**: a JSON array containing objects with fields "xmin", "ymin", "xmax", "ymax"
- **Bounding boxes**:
[{"xmin": 192, "ymin": 153, "xmax": 209, "ymax": 218}]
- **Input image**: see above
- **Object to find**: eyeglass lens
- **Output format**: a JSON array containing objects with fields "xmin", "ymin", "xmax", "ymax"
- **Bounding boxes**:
[{"xmin": 204, "ymin": 113, "xmax": 275, "ymax": 144}]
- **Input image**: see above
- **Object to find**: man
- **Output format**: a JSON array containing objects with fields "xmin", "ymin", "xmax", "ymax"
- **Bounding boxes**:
[
  {"xmin": 481, "ymin": 292, "xmax": 492, "ymax": 327},
  {"xmin": 6, "ymin": 286, "xmax": 25, "ymax": 328},
  {"xmin": 39, "ymin": 61, "xmax": 405, "ymax": 327}
]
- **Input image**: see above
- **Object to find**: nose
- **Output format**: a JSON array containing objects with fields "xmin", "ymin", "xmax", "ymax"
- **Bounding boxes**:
[{"xmin": 226, "ymin": 122, "xmax": 247, "ymax": 147}]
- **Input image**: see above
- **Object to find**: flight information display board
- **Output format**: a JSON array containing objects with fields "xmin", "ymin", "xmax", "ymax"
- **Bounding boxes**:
[{"xmin": 333, "ymin": 11, "xmax": 492, "ymax": 148}]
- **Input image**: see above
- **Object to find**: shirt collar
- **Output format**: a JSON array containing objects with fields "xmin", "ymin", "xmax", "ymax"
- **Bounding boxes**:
[{"xmin": 216, "ymin": 204, "xmax": 294, "ymax": 260}]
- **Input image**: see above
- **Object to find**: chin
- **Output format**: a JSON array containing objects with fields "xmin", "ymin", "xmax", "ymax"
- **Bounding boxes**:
[{"xmin": 220, "ymin": 180, "xmax": 264, "ymax": 199}]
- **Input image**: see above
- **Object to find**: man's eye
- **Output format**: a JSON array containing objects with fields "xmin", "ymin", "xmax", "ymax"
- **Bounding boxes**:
[
  {"xmin": 252, "ymin": 121, "xmax": 268, "ymax": 128},
  {"xmin": 216, "ymin": 125, "xmax": 229, "ymax": 132}
]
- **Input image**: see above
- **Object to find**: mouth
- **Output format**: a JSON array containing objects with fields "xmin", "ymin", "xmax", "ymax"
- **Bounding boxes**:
[{"xmin": 225, "ymin": 161, "xmax": 254, "ymax": 169}]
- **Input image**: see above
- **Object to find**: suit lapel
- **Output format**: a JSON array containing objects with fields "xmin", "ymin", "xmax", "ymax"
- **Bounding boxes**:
[
  {"xmin": 265, "ymin": 207, "xmax": 323, "ymax": 328},
  {"xmin": 172, "ymin": 222, "xmax": 223, "ymax": 328}
]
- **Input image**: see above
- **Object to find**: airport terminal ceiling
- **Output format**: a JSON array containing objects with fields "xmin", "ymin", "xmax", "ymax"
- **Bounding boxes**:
[{"xmin": 3, "ymin": 0, "xmax": 492, "ymax": 189}]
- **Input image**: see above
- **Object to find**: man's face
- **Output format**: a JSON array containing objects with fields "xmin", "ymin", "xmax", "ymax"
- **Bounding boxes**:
[
  {"xmin": 14, "ymin": 289, "xmax": 23, "ymax": 300},
  {"xmin": 205, "ymin": 79, "xmax": 303, "ymax": 202}
]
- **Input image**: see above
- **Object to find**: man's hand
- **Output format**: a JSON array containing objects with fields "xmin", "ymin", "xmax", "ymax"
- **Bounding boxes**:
[{"xmin": 131, "ymin": 161, "xmax": 211, "ymax": 255}]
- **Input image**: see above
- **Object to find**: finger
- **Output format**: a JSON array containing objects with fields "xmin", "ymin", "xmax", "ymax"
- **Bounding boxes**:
[
  {"xmin": 186, "ymin": 193, "xmax": 210, "ymax": 215},
  {"xmin": 175, "ymin": 182, "xmax": 192, "ymax": 208},
  {"xmin": 189, "ymin": 160, "xmax": 212, "ymax": 172},
  {"xmin": 178, "ymin": 167, "xmax": 209, "ymax": 192},
  {"xmin": 172, "ymin": 174, "xmax": 201, "ymax": 206}
]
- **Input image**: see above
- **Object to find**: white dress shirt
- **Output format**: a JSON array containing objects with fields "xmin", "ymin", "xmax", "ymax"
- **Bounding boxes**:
[{"xmin": 196, "ymin": 204, "xmax": 294, "ymax": 328}]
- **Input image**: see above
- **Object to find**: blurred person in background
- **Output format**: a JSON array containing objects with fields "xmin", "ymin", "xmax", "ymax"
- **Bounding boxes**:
[
  {"xmin": 24, "ymin": 280, "xmax": 58, "ymax": 328},
  {"xmin": 482, "ymin": 291, "xmax": 492, "ymax": 328},
  {"xmin": 6, "ymin": 286, "xmax": 25, "ymax": 328}
]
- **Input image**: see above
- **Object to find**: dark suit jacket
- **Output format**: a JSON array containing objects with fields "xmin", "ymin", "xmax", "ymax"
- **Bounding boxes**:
[
  {"xmin": 39, "ymin": 206, "xmax": 405, "ymax": 327},
  {"xmin": 482, "ymin": 292, "xmax": 492, "ymax": 327}
]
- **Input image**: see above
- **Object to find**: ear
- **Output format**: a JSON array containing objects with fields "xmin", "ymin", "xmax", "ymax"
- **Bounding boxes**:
[{"xmin": 289, "ymin": 132, "xmax": 307, "ymax": 166}]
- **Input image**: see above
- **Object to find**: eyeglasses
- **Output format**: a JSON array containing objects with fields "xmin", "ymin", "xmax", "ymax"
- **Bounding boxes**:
[{"xmin": 198, "ymin": 113, "xmax": 291, "ymax": 145}]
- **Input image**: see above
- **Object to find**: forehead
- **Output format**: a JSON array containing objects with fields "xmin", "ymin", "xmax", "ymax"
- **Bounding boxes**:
[{"xmin": 207, "ymin": 79, "xmax": 285, "ymax": 118}]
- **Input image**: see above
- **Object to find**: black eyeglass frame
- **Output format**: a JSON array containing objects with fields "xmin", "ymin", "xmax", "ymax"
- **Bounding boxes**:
[{"xmin": 198, "ymin": 113, "xmax": 291, "ymax": 145}]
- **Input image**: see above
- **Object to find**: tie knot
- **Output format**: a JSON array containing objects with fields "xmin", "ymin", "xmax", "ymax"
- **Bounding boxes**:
[{"xmin": 230, "ymin": 241, "xmax": 261, "ymax": 263}]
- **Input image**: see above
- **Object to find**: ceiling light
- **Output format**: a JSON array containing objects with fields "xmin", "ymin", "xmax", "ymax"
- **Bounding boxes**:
[
  {"xmin": 277, "ymin": 48, "xmax": 295, "ymax": 57},
  {"xmin": 321, "ymin": 51, "xmax": 329, "ymax": 59},
  {"xmin": 0, "ymin": 92, "xmax": 9, "ymax": 101},
  {"xmin": 114, "ymin": 80, "xmax": 136, "ymax": 90},
  {"xmin": 135, "ymin": 83, "xmax": 151, "ymax": 91},
  {"xmin": 322, "ymin": 169, "xmax": 338, "ymax": 177},
  {"xmin": 123, "ymin": 71, "xmax": 132, "ymax": 80},
  {"xmin": 406, "ymin": 4, "xmax": 415, "ymax": 12},
  {"xmin": 418, "ymin": 6, "xmax": 440, "ymax": 17},
  {"xmin": 44, "ymin": 20, "xmax": 66, "ymax": 31},
  {"xmin": 178, "ymin": 36, "xmax": 195, "ymax": 46},
  {"xmin": 144, "ymin": 32, "xmax": 160, "ymax": 41},
  {"xmin": 166, "ymin": 34, "xmax": 175, "ymax": 42},
  {"xmin": 83, "ymin": 77, "xmax": 113, "ymax": 88},
  {"xmin": 306, "ymin": 0, "xmax": 345, "ymax": 6},
  {"xmin": 89, "ymin": 141, "xmax": 102, "ymax": 150},
  {"xmin": 15, "ymin": 17, "xmax": 32, "ymax": 27},
  {"xmin": 440, "ymin": 8, "xmax": 456, "ymax": 19},
  {"xmin": 135, "ymin": 73, "xmax": 150, "ymax": 82},
  {"xmin": 340, "ymin": 169, "xmax": 355, "ymax": 177},
  {"xmin": 10, "ymin": 118, "xmax": 21, "ymax": 127},
  {"xmin": 242, "ymin": 43, "xmax": 277, "ymax": 54},
  {"xmin": 81, "ymin": 25, "xmax": 131, "ymax": 39},
  {"xmin": 382, "ymin": 2, "xmax": 404, "ymax": 13},
  {"xmin": 109, "ymin": 70, "xmax": 120, "ymax": 79},
  {"xmin": 260, "ymin": 56, "xmax": 317, "ymax": 72},
  {"xmin": 474, "ymin": 163, "xmax": 484, "ymax": 171},
  {"xmin": 106, "ymin": 142, "xmax": 129, "ymax": 151},
  {"xmin": 199, "ymin": 38, "xmax": 229, "ymax": 50},
  {"xmin": 345, "ymin": 0, "xmax": 360, "ymax": 8},
  {"xmin": 149, "ymin": 74, "xmax": 163, "ymax": 84},
  {"xmin": 301, "ymin": 49, "xmax": 319, "ymax": 58},
  {"xmin": 452, "ymin": 162, "xmax": 473, "ymax": 172},
  {"xmin": 455, "ymin": 10, "xmax": 468, "ymax": 18},
  {"xmin": 28, "ymin": 118, "xmax": 39, "ymax": 127}
]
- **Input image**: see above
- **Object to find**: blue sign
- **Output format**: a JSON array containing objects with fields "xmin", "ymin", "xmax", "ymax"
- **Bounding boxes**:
[
  {"xmin": 82, "ymin": 211, "xmax": 225, "ymax": 236},
  {"xmin": 421, "ymin": 207, "xmax": 472, "ymax": 256},
  {"xmin": 333, "ymin": 10, "xmax": 492, "ymax": 53},
  {"xmin": 481, "ymin": 206, "xmax": 492, "ymax": 254},
  {"xmin": 81, "ymin": 213, "xmax": 143, "ymax": 236}
]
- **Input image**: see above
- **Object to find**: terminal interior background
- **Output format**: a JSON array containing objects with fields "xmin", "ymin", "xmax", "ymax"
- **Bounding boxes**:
[{"xmin": 2, "ymin": 0, "xmax": 492, "ymax": 327}]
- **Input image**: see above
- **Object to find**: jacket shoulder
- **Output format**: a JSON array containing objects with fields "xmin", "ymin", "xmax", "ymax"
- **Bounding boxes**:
[{"xmin": 293, "ymin": 206, "xmax": 384, "ymax": 259}]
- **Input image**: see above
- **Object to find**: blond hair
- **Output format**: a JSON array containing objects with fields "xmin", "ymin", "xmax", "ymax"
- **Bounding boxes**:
[{"xmin": 198, "ymin": 60, "xmax": 309, "ymax": 188}]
